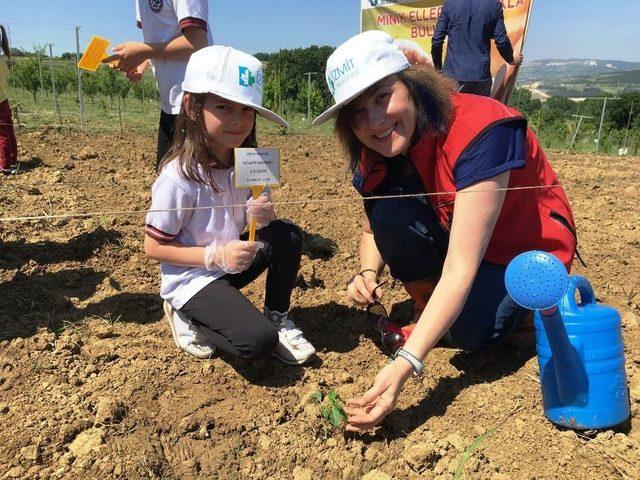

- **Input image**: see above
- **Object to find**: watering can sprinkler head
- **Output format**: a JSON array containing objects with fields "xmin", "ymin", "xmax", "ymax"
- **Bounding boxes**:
[{"xmin": 505, "ymin": 251, "xmax": 568, "ymax": 312}]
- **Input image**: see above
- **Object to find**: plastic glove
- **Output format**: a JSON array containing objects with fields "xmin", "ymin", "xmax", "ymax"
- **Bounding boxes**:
[
  {"xmin": 246, "ymin": 194, "xmax": 275, "ymax": 228},
  {"xmin": 203, "ymin": 240, "xmax": 261, "ymax": 274}
]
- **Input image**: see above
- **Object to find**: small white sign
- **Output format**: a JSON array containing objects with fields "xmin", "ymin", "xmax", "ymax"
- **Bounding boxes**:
[{"xmin": 234, "ymin": 148, "xmax": 280, "ymax": 188}]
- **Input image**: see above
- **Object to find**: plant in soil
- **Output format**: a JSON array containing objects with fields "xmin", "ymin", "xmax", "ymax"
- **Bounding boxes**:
[{"xmin": 311, "ymin": 388, "xmax": 348, "ymax": 436}]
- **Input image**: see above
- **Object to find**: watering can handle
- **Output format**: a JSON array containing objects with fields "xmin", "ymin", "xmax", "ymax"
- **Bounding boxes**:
[{"xmin": 564, "ymin": 275, "xmax": 596, "ymax": 312}]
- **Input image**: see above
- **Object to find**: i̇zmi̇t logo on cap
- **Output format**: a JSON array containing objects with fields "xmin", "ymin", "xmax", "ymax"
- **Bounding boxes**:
[{"xmin": 328, "ymin": 58, "xmax": 357, "ymax": 95}]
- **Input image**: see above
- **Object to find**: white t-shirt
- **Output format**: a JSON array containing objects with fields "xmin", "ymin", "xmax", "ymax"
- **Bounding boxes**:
[
  {"xmin": 136, "ymin": 0, "xmax": 213, "ymax": 114},
  {"xmin": 145, "ymin": 159, "xmax": 251, "ymax": 309}
]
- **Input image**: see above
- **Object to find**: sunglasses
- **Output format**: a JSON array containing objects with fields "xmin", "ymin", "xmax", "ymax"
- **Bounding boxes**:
[{"xmin": 365, "ymin": 281, "xmax": 406, "ymax": 354}]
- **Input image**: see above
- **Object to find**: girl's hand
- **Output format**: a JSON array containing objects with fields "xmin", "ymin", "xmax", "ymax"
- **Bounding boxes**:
[
  {"xmin": 125, "ymin": 60, "xmax": 150, "ymax": 83},
  {"xmin": 344, "ymin": 358, "xmax": 413, "ymax": 432},
  {"xmin": 347, "ymin": 273, "xmax": 382, "ymax": 306},
  {"xmin": 203, "ymin": 240, "xmax": 262, "ymax": 274},
  {"xmin": 246, "ymin": 194, "xmax": 275, "ymax": 228},
  {"xmin": 103, "ymin": 42, "xmax": 151, "ymax": 73}
]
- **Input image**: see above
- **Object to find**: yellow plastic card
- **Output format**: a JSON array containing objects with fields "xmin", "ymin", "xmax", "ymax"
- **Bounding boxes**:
[{"xmin": 77, "ymin": 36, "xmax": 111, "ymax": 72}]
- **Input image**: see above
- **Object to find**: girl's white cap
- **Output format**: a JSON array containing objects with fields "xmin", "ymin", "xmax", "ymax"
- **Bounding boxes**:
[
  {"xmin": 312, "ymin": 31, "xmax": 410, "ymax": 126},
  {"xmin": 182, "ymin": 45, "xmax": 289, "ymax": 128}
]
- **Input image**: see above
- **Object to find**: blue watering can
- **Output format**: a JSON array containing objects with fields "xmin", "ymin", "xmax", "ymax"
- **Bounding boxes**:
[{"xmin": 505, "ymin": 251, "xmax": 630, "ymax": 429}]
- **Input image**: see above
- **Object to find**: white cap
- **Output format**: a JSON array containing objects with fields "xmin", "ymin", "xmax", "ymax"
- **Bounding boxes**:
[
  {"xmin": 312, "ymin": 31, "xmax": 410, "ymax": 126},
  {"xmin": 182, "ymin": 45, "xmax": 289, "ymax": 128}
]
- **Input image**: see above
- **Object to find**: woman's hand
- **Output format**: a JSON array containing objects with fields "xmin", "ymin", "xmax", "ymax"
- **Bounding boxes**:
[
  {"xmin": 395, "ymin": 39, "xmax": 433, "ymax": 66},
  {"xmin": 246, "ymin": 194, "xmax": 275, "ymax": 227},
  {"xmin": 347, "ymin": 273, "xmax": 382, "ymax": 306},
  {"xmin": 344, "ymin": 358, "xmax": 413, "ymax": 432}
]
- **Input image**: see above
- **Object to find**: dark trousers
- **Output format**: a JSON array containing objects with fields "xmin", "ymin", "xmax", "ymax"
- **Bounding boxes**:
[
  {"xmin": 367, "ymin": 196, "xmax": 529, "ymax": 350},
  {"xmin": 157, "ymin": 110, "xmax": 177, "ymax": 169},
  {"xmin": 0, "ymin": 100, "xmax": 17, "ymax": 169},
  {"xmin": 457, "ymin": 78, "xmax": 493, "ymax": 96},
  {"xmin": 180, "ymin": 221, "xmax": 303, "ymax": 360}
]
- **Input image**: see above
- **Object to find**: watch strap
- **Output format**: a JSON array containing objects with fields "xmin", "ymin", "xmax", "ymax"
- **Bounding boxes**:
[{"xmin": 395, "ymin": 348, "xmax": 424, "ymax": 376}]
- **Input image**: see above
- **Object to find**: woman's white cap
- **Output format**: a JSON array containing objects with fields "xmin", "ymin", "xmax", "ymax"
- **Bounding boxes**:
[
  {"xmin": 312, "ymin": 31, "xmax": 410, "ymax": 126},
  {"xmin": 182, "ymin": 45, "xmax": 289, "ymax": 128}
]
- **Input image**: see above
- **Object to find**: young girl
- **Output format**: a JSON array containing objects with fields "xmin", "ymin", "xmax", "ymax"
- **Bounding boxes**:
[
  {"xmin": 0, "ymin": 25, "xmax": 18, "ymax": 175},
  {"xmin": 144, "ymin": 45, "xmax": 315, "ymax": 365}
]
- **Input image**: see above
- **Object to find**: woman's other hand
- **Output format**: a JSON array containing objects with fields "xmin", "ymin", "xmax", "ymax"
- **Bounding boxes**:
[
  {"xmin": 344, "ymin": 357, "xmax": 413, "ymax": 431},
  {"xmin": 347, "ymin": 272, "xmax": 382, "ymax": 306},
  {"xmin": 395, "ymin": 39, "xmax": 433, "ymax": 67}
]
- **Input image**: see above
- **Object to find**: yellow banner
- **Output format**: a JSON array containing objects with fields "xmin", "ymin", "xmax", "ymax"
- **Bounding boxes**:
[{"xmin": 360, "ymin": 0, "xmax": 532, "ymax": 77}]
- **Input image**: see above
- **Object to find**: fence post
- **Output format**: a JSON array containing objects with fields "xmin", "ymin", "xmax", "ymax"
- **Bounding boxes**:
[
  {"xmin": 14, "ymin": 105, "xmax": 20, "ymax": 130},
  {"xmin": 75, "ymin": 26, "xmax": 85, "ymax": 129},
  {"xmin": 48, "ymin": 43, "xmax": 61, "ymax": 124},
  {"xmin": 118, "ymin": 103, "xmax": 123, "ymax": 134}
]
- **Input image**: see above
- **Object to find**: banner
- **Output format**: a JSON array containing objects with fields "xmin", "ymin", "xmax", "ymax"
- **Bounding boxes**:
[{"xmin": 360, "ymin": 0, "xmax": 534, "ymax": 101}]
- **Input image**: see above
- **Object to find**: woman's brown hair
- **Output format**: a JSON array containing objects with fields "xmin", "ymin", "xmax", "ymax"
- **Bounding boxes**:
[
  {"xmin": 0, "ymin": 25, "xmax": 10, "ymax": 58},
  {"xmin": 335, "ymin": 65, "xmax": 456, "ymax": 173},
  {"xmin": 158, "ymin": 93, "xmax": 258, "ymax": 192}
]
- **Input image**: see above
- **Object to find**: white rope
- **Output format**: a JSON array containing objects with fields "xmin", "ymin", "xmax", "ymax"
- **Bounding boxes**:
[{"xmin": 0, "ymin": 184, "xmax": 566, "ymax": 223}]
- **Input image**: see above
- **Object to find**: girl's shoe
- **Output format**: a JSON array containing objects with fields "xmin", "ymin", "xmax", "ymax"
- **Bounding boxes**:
[
  {"xmin": 265, "ymin": 309, "xmax": 316, "ymax": 365},
  {"xmin": 163, "ymin": 301, "xmax": 215, "ymax": 359}
]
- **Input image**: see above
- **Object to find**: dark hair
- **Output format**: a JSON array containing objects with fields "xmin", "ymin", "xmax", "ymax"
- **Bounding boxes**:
[
  {"xmin": 335, "ymin": 65, "xmax": 456, "ymax": 173},
  {"xmin": 0, "ymin": 25, "xmax": 10, "ymax": 58},
  {"xmin": 158, "ymin": 92, "xmax": 258, "ymax": 192}
]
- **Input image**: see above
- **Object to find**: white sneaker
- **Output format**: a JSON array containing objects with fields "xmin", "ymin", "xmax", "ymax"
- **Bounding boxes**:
[
  {"xmin": 271, "ymin": 317, "xmax": 316, "ymax": 366},
  {"xmin": 163, "ymin": 301, "xmax": 215, "ymax": 359}
]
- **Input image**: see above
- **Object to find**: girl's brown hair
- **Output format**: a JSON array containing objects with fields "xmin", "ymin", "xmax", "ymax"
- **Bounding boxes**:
[
  {"xmin": 0, "ymin": 25, "xmax": 10, "ymax": 58},
  {"xmin": 335, "ymin": 65, "xmax": 456, "ymax": 173},
  {"xmin": 158, "ymin": 93, "xmax": 258, "ymax": 192}
]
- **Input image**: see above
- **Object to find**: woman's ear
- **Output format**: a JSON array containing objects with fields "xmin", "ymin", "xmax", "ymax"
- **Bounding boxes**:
[{"xmin": 183, "ymin": 93, "xmax": 197, "ymax": 120}]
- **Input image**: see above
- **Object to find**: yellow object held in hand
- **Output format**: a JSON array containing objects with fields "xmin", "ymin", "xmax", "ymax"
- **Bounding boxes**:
[{"xmin": 77, "ymin": 36, "xmax": 111, "ymax": 72}]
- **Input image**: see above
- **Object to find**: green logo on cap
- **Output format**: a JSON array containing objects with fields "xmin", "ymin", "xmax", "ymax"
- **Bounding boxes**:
[{"xmin": 239, "ymin": 66, "xmax": 256, "ymax": 87}]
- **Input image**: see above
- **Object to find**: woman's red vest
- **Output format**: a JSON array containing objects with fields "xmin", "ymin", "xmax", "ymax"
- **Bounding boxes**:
[{"xmin": 359, "ymin": 93, "xmax": 577, "ymax": 270}]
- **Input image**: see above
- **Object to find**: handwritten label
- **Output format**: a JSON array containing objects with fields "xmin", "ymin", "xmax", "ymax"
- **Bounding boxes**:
[{"xmin": 234, "ymin": 148, "xmax": 280, "ymax": 188}]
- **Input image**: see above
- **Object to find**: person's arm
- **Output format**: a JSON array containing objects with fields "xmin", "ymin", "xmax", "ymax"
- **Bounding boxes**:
[
  {"xmin": 144, "ymin": 234, "xmax": 206, "ymax": 267},
  {"xmin": 347, "ymin": 217, "xmax": 386, "ymax": 305},
  {"xmin": 430, "ymin": 3, "xmax": 450, "ymax": 70},
  {"xmin": 492, "ymin": 3, "xmax": 522, "ymax": 65},
  {"xmin": 344, "ymin": 171, "xmax": 510, "ymax": 431},
  {"xmin": 103, "ymin": 26, "xmax": 208, "ymax": 73}
]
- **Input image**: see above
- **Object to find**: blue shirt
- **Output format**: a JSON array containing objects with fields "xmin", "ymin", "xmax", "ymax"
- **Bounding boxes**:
[
  {"xmin": 353, "ymin": 121, "xmax": 526, "ymax": 196},
  {"xmin": 431, "ymin": 0, "xmax": 514, "ymax": 82}
]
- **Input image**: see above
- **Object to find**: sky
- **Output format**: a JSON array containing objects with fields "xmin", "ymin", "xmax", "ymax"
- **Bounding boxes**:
[{"xmin": 1, "ymin": 1, "xmax": 639, "ymax": 62}]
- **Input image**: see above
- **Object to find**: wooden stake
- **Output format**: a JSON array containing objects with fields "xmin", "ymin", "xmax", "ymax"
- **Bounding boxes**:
[{"xmin": 248, "ymin": 185, "xmax": 264, "ymax": 242}]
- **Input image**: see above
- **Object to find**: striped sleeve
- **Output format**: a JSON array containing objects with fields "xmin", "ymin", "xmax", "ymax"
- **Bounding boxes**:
[
  {"xmin": 145, "ymin": 170, "xmax": 195, "ymax": 241},
  {"xmin": 179, "ymin": 17, "xmax": 207, "ymax": 32}
]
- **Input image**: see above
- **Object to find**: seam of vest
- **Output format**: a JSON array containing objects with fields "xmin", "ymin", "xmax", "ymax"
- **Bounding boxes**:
[{"xmin": 455, "ymin": 116, "xmax": 527, "ymax": 162}]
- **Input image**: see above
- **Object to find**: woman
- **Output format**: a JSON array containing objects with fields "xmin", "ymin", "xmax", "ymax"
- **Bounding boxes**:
[
  {"xmin": 312, "ymin": 31, "xmax": 576, "ymax": 431},
  {"xmin": 0, "ymin": 24, "xmax": 18, "ymax": 175}
]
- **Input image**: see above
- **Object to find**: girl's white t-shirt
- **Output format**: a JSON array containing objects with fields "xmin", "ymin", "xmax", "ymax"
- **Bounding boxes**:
[
  {"xmin": 145, "ymin": 159, "xmax": 250, "ymax": 309},
  {"xmin": 136, "ymin": 0, "xmax": 213, "ymax": 114}
]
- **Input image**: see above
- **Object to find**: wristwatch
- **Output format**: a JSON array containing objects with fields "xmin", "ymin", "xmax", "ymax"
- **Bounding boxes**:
[{"xmin": 395, "ymin": 348, "xmax": 424, "ymax": 376}]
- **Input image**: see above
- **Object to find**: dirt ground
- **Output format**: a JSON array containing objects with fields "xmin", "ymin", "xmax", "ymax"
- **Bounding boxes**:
[{"xmin": 0, "ymin": 128, "xmax": 638, "ymax": 480}]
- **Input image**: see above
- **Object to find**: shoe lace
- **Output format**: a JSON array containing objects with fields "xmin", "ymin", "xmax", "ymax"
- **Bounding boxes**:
[{"xmin": 279, "ymin": 319, "xmax": 307, "ymax": 345}]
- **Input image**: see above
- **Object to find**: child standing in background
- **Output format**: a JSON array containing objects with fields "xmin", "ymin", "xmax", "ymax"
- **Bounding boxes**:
[
  {"xmin": 0, "ymin": 25, "xmax": 18, "ymax": 175},
  {"xmin": 144, "ymin": 45, "xmax": 316, "ymax": 365},
  {"xmin": 104, "ymin": 0, "xmax": 211, "ymax": 168}
]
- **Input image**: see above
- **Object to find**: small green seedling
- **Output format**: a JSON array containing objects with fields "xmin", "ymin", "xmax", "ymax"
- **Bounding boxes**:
[{"xmin": 311, "ymin": 388, "xmax": 348, "ymax": 432}]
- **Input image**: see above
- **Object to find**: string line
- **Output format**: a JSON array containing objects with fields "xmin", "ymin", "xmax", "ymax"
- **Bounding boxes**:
[{"xmin": 0, "ymin": 184, "xmax": 566, "ymax": 223}]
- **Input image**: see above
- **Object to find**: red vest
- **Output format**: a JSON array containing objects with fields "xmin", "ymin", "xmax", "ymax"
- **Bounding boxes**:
[{"xmin": 359, "ymin": 93, "xmax": 577, "ymax": 270}]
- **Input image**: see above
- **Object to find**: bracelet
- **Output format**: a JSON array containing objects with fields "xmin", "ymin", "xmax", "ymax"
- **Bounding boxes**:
[{"xmin": 358, "ymin": 269, "xmax": 378, "ymax": 278}]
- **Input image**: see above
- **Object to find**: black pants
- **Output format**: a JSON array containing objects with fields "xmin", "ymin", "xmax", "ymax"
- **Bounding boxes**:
[
  {"xmin": 157, "ymin": 111, "xmax": 177, "ymax": 169},
  {"xmin": 457, "ymin": 78, "xmax": 493, "ymax": 96},
  {"xmin": 180, "ymin": 221, "xmax": 303, "ymax": 360}
]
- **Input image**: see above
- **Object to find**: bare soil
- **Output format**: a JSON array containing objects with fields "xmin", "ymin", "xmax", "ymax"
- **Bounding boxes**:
[{"xmin": 0, "ymin": 128, "xmax": 638, "ymax": 480}]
